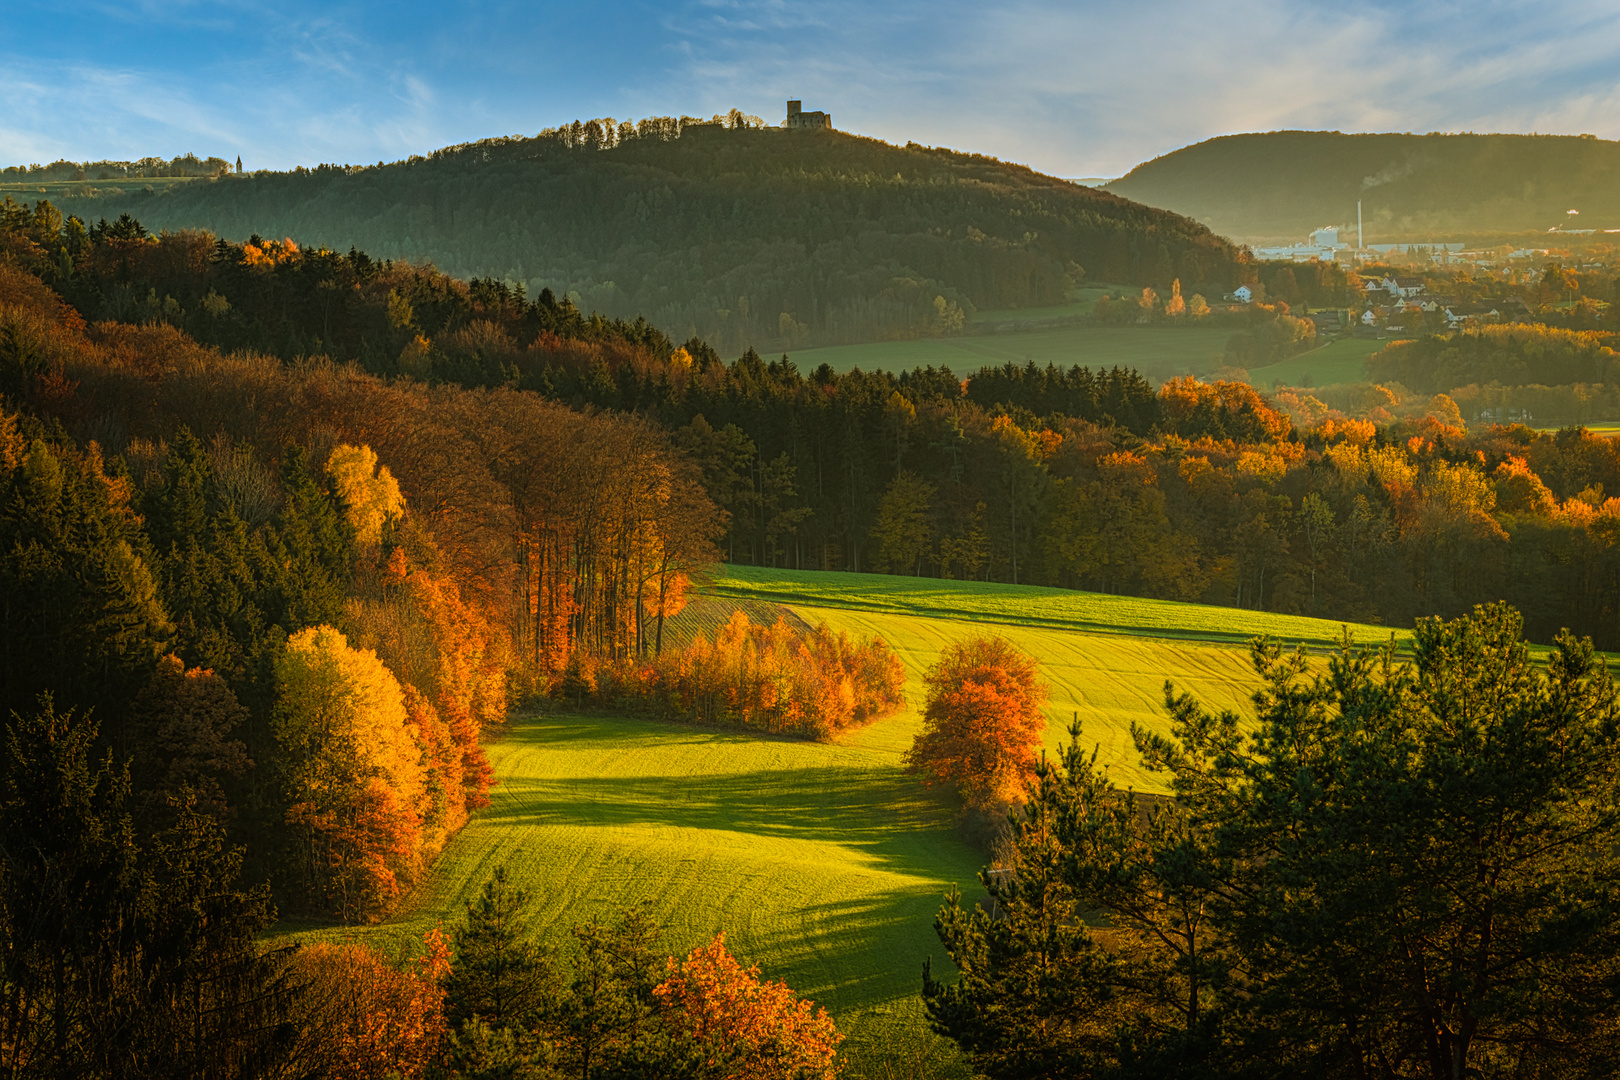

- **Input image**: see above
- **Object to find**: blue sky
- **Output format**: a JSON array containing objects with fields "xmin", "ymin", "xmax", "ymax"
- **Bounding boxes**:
[{"xmin": 5, "ymin": 0, "xmax": 1620, "ymax": 179}]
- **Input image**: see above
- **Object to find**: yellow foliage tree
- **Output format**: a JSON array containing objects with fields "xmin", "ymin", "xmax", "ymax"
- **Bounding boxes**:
[
  {"xmin": 327, "ymin": 443, "xmax": 405, "ymax": 546},
  {"xmin": 275, "ymin": 624, "xmax": 427, "ymax": 920}
]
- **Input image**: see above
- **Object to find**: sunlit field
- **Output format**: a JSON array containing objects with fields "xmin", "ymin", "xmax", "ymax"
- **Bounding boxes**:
[
  {"xmin": 0, "ymin": 176, "xmax": 202, "ymax": 200},
  {"xmin": 281, "ymin": 567, "xmax": 1403, "ymax": 1062},
  {"xmin": 706, "ymin": 565, "xmax": 1407, "ymax": 649}
]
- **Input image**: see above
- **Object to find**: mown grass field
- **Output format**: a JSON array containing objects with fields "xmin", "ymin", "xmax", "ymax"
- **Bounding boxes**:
[
  {"xmin": 1243, "ymin": 336, "xmax": 1396, "ymax": 389},
  {"xmin": 706, "ymin": 564, "xmax": 1408, "ymax": 650},
  {"xmin": 786, "ymin": 325, "xmax": 1233, "ymax": 380},
  {"xmin": 290, "ymin": 709, "xmax": 987, "ymax": 1064},
  {"xmin": 284, "ymin": 569, "xmax": 1402, "ymax": 1066}
]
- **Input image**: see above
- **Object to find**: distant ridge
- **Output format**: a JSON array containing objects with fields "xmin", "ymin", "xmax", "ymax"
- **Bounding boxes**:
[
  {"xmin": 58, "ymin": 114, "xmax": 1242, "ymax": 351},
  {"xmin": 1106, "ymin": 130, "xmax": 1620, "ymax": 241}
]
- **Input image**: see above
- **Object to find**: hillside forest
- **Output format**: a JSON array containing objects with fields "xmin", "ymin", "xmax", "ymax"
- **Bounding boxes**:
[
  {"xmin": 51, "ymin": 113, "xmax": 1243, "ymax": 351},
  {"xmin": 1107, "ymin": 129, "xmax": 1620, "ymax": 240},
  {"xmin": 8, "ymin": 200, "xmax": 1620, "ymax": 645}
]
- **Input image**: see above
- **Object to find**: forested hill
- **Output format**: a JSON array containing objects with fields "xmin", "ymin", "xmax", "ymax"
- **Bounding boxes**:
[
  {"xmin": 60, "ymin": 114, "xmax": 1241, "ymax": 351},
  {"xmin": 1106, "ymin": 130, "xmax": 1620, "ymax": 241}
]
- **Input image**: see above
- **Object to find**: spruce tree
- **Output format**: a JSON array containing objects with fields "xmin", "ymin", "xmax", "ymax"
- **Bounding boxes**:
[
  {"xmin": 0, "ymin": 700, "xmax": 300, "ymax": 1079},
  {"xmin": 269, "ymin": 444, "xmax": 351, "ymax": 632},
  {"xmin": 0, "ymin": 437, "xmax": 171, "ymax": 733},
  {"xmin": 446, "ymin": 866, "xmax": 553, "ymax": 1029}
]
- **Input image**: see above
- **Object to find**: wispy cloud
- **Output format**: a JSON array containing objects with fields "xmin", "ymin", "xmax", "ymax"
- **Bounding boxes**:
[
  {"xmin": 4, "ymin": 0, "xmax": 1620, "ymax": 174},
  {"xmin": 660, "ymin": 0, "xmax": 1620, "ymax": 176}
]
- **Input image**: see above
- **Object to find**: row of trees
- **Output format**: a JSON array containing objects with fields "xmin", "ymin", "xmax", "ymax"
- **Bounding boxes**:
[
  {"xmin": 561, "ymin": 612, "xmax": 907, "ymax": 739},
  {"xmin": 924, "ymin": 604, "xmax": 1620, "ymax": 1079},
  {"xmin": 1366, "ymin": 321, "xmax": 1620, "ymax": 396},
  {"xmin": 1, "ymin": 154, "xmax": 233, "ymax": 181}
]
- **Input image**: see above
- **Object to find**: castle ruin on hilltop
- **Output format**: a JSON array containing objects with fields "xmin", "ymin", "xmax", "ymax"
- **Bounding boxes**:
[{"xmin": 785, "ymin": 100, "xmax": 832, "ymax": 130}]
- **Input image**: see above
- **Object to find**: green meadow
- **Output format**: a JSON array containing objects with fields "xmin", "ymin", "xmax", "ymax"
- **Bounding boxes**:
[
  {"xmin": 1244, "ymin": 336, "xmax": 1393, "ymax": 389},
  {"xmin": 706, "ymin": 564, "xmax": 1408, "ymax": 649},
  {"xmin": 284, "ymin": 568, "xmax": 1408, "ymax": 1066},
  {"xmin": 0, "ymin": 176, "xmax": 201, "ymax": 201}
]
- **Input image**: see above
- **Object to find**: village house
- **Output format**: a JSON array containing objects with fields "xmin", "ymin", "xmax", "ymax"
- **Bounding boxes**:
[
  {"xmin": 1306, "ymin": 311, "xmax": 1344, "ymax": 337},
  {"xmin": 1382, "ymin": 275, "xmax": 1426, "ymax": 298}
]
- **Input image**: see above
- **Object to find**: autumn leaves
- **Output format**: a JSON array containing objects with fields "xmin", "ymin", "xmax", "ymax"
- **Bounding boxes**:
[{"xmin": 904, "ymin": 635, "xmax": 1051, "ymax": 811}]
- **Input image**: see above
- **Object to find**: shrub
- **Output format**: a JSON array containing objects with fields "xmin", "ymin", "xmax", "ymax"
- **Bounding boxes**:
[{"xmin": 609, "ymin": 613, "xmax": 906, "ymax": 738}]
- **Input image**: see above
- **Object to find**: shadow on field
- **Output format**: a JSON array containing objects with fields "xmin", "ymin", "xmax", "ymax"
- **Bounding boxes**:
[
  {"xmin": 403, "ymin": 713, "xmax": 988, "ymax": 1024},
  {"xmin": 482, "ymin": 711, "xmax": 978, "ymax": 900},
  {"xmin": 488, "ymin": 765, "xmax": 953, "ymax": 865}
]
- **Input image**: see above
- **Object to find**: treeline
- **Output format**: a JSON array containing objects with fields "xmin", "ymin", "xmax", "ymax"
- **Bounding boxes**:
[
  {"xmin": 2, "ymin": 153, "xmax": 233, "ymax": 181},
  {"xmin": 575, "ymin": 612, "xmax": 908, "ymax": 739},
  {"xmin": 15, "ymin": 203, "xmax": 1620, "ymax": 655},
  {"xmin": 55, "ymin": 111, "xmax": 1243, "ymax": 349},
  {"xmin": 1368, "ymin": 321, "xmax": 1620, "ymax": 395}
]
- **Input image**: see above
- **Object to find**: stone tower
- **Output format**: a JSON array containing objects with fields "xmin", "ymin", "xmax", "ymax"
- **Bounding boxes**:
[{"xmin": 785, "ymin": 100, "xmax": 832, "ymax": 130}]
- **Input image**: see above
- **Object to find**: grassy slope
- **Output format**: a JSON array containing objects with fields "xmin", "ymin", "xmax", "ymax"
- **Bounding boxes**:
[
  {"xmin": 1, "ymin": 177, "xmax": 201, "ymax": 201},
  {"xmin": 284, "ymin": 570, "xmax": 1387, "ymax": 1059},
  {"xmin": 800, "ymin": 603, "xmax": 1259, "ymax": 792},
  {"xmin": 706, "ymin": 565, "xmax": 1407, "ymax": 649},
  {"xmin": 786, "ymin": 325, "xmax": 1232, "ymax": 379},
  {"xmin": 340, "ymin": 711, "xmax": 986, "ymax": 1059}
]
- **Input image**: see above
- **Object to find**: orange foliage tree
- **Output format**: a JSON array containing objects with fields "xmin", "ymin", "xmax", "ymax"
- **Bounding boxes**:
[
  {"xmin": 904, "ymin": 636, "xmax": 1049, "ymax": 808},
  {"xmin": 291, "ymin": 929, "xmax": 450, "ymax": 1079},
  {"xmin": 654, "ymin": 932, "xmax": 842, "ymax": 1080}
]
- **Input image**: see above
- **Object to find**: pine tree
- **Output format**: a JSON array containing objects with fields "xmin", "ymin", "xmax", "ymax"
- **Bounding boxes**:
[
  {"xmin": 445, "ymin": 866, "xmax": 553, "ymax": 1029},
  {"xmin": 0, "ymin": 700, "xmax": 300, "ymax": 1079},
  {"xmin": 270, "ymin": 444, "xmax": 352, "ymax": 632}
]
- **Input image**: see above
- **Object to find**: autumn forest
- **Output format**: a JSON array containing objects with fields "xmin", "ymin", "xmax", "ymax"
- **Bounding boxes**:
[{"xmin": 4, "ymin": 101, "xmax": 1620, "ymax": 1080}]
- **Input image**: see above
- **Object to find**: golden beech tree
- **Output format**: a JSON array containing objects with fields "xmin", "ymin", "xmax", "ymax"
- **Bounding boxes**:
[
  {"xmin": 327, "ymin": 442, "xmax": 405, "ymax": 547},
  {"xmin": 274, "ymin": 624, "xmax": 428, "ymax": 920},
  {"xmin": 654, "ymin": 932, "xmax": 842, "ymax": 1080},
  {"xmin": 362, "ymin": 545, "xmax": 502, "ymax": 813},
  {"xmin": 904, "ymin": 636, "xmax": 1050, "ymax": 808}
]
